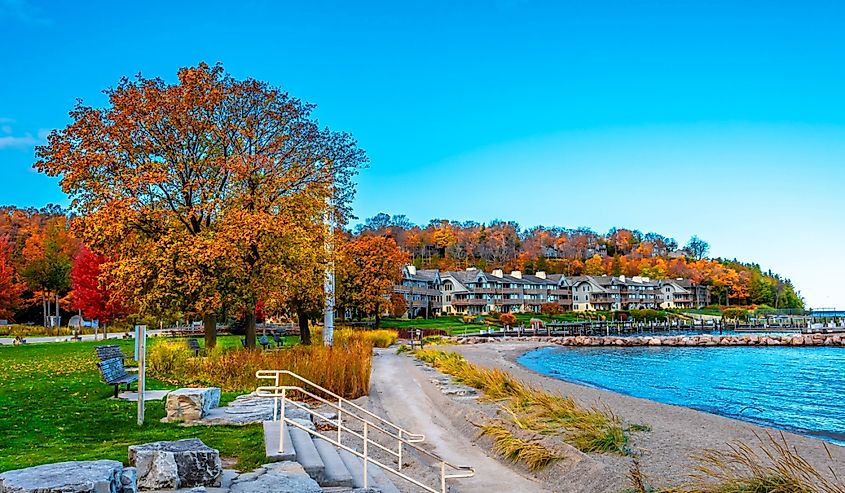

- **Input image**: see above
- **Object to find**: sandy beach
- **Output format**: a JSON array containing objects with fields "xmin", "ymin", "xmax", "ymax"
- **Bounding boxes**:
[{"xmin": 441, "ymin": 341, "xmax": 845, "ymax": 491}]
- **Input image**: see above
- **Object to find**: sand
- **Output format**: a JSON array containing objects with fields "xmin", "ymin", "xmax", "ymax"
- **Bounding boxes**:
[{"xmin": 448, "ymin": 341, "xmax": 845, "ymax": 491}]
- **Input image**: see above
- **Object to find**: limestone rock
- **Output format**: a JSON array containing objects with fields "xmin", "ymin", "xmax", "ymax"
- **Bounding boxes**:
[
  {"xmin": 129, "ymin": 438, "xmax": 222, "ymax": 490},
  {"xmin": 162, "ymin": 387, "xmax": 220, "ymax": 423},
  {"xmin": 230, "ymin": 462, "xmax": 321, "ymax": 493},
  {"xmin": 120, "ymin": 467, "xmax": 137, "ymax": 493},
  {"xmin": 0, "ymin": 460, "xmax": 124, "ymax": 493}
]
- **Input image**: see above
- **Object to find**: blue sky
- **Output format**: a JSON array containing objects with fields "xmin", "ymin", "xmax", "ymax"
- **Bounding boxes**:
[{"xmin": 2, "ymin": 0, "xmax": 844, "ymax": 307}]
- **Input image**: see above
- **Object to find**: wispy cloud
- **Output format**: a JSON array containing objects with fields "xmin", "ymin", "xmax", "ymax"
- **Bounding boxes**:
[
  {"xmin": 0, "ymin": 134, "xmax": 39, "ymax": 149},
  {"xmin": 0, "ymin": 118, "xmax": 50, "ymax": 149},
  {"xmin": 0, "ymin": 0, "xmax": 51, "ymax": 26}
]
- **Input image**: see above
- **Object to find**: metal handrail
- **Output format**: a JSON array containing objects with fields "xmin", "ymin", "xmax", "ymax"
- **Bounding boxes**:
[
  {"xmin": 255, "ymin": 384, "xmax": 475, "ymax": 493},
  {"xmin": 256, "ymin": 369, "xmax": 425, "ymax": 441}
]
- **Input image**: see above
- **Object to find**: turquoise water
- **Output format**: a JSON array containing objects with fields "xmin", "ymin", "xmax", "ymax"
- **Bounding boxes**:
[{"xmin": 518, "ymin": 346, "xmax": 845, "ymax": 444}]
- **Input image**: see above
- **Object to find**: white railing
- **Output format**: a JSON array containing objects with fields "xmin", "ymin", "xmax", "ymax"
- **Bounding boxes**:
[{"xmin": 254, "ymin": 370, "xmax": 474, "ymax": 493}]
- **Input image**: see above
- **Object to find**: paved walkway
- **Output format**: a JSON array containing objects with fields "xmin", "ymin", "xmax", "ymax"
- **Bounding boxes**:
[
  {"xmin": 0, "ymin": 329, "xmax": 171, "ymax": 345},
  {"xmin": 368, "ymin": 349, "xmax": 551, "ymax": 493}
]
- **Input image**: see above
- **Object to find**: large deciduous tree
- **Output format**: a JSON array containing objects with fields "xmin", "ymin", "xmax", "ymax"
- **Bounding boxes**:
[
  {"xmin": 338, "ymin": 235, "xmax": 407, "ymax": 327},
  {"xmin": 35, "ymin": 63, "xmax": 366, "ymax": 347}
]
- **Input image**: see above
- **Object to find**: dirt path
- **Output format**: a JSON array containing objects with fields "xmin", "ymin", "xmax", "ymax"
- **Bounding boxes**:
[{"xmin": 368, "ymin": 349, "xmax": 552, "ymax": 493}]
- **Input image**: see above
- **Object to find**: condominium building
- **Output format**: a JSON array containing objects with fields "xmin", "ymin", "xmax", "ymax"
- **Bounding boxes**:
[
  {"xmin": 440, "ymin": 268, "xmax": 572, "ymax": 315},
  {"xmin": 393, "ymin": 265, "xmax": 442, "ymax": 318},
  {"xmin": 392, "ymin": 267, "xmax": 709, "ymax": 317}
]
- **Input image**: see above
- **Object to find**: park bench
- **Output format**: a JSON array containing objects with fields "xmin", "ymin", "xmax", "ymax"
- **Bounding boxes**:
[
  {"xmin": 186, "ymin": 338, "xmax": 202, "ymax": 356},
  {"xmin": 272, "ymin": 333, "xmax": 286, "ymax": 348},
  {"xmin": 95, "ymin": 344, "xmax": 137, "ymax": 371},
  {"xmin": 97, "ymin": 357, "xmax": 138, "ymax": 398}
]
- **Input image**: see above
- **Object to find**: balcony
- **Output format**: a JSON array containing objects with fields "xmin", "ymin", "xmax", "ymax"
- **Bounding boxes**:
[
  {"xmin": 494, "ymin": 299, "xmax": 523, "ymax": 306},
  {"xmin": 452, "ymin": 299, "xmax": 488, "ymax": 306}
]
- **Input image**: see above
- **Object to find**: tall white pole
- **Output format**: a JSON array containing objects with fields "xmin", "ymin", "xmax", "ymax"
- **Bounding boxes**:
[
  {"xmin": 136, "ymin": 324, "xmax": 147, "ymax": 425},
  {"xmin": 324, "ymin": 200, "xmax": 335, "ymax": 347}
]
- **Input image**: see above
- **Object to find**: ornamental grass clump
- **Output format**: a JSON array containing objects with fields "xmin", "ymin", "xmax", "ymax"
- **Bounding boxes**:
[
  {"xmin": 333, "ymin": 328, "xmax": 398, "ymax": 348},
  {"xmin": 686, "ymin": 432, "xmax": 845, "ymax": 493},
  {"xmin": 413, "ymin": 349, "xmax": 628, "ymax": 455},
  {"xmin": 148, "ymin": 339, "xmax": 373, "ymax": 398},
  {"xmin": 479, "ymin": 423, "xmax": 564, "ymax": 472}
]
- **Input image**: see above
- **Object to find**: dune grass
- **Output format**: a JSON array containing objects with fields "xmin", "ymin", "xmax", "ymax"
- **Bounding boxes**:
[
  {"xmin": 0, "ymin": 339, "xmax": 265, "ymax": 473},
  {"xmin": 626, "ymin": 432, "xmax": 845, "ymax": 493},
  {"xmin": 413, "ymin": 349, "xmax": 628, "ymax": 456},
  {"xmin": 687, "ymin": 432, "xmax": 845, "ymax": 493},
  {"xmin": 479, "ymin": 423, "xmax": 564, "ymax": 471}
]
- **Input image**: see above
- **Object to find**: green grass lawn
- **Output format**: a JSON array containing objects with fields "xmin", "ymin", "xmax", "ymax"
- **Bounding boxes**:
[
  {"xmin": 380, "ymin": 313, "xmax": 585, "ymax": 335},
  {"xmin": 0, "ymin": 337, "xmax": 270, "ymax": 473},
  {"xmin": 379, "ymin": 316, "xmax": 484, "ymax": 335}
]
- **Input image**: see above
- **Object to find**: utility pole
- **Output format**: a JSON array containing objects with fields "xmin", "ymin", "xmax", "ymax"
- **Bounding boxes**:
[{"xmin": 323, "ymin": 197, "xmax": 335, "ymax": 347}]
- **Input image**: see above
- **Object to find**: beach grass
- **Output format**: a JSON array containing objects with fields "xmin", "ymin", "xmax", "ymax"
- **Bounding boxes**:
[
  {"xmin": 479, "ymin": 423, "xmax": 564, "ymax": 471},
  {"xmin": 413, "ymin": 349, "xmax": 628, "ymax": 455}
]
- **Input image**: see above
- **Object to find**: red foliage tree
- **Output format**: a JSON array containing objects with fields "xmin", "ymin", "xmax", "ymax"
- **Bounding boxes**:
[
  {"xmin": 70, "ymin": 246, "xmax": 126, "ymax": 324},
  {"xmin": 0, "ymin": 236, "xmax": 22, "ymax": 320}
]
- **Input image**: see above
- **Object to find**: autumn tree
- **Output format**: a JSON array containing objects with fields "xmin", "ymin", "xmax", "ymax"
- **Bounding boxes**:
[
  {"xmin": 584, "ymin": 254, "xmax": 605, "ymax": 276},
  {"xmin": 338, "ymin": 235, "xmax": 408, "ymax": 327},
  {"xmin": 20, "ymin": 216, "xmax": 77, "ymax": 328},
  {"xmin": 35, "ymin": 63, "xmax": 366, "ymax": 347},
  {"xmin": 0, "ymin": 236, "xmax": 22, "ymax": 320},
  {"xmin": 70, "ymin": 246, "xmax": 127, "ymax": 326}
]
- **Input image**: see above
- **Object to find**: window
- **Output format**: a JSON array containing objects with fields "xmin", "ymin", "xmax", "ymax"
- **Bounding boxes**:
[{"xmin": 443, "ymin": 281, "xmax": 453, "ymax": 291}]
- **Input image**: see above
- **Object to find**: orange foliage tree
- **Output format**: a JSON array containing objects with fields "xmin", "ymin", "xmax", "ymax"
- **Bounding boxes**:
[
  {"xmin": 338, "ymin": 235, "xmax": 408, "ymax": 326},
  {"xmin": 35, "ymin": 63, "xmax": 366, "ymax": 347}
]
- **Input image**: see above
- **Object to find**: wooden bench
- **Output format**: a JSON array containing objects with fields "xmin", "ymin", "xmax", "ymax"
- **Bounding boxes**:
[
  {"xmin": 186, "ymin": 338, "xmax": 202, "ymax": 356},
  {"xmin": 97, "ymin": 357, "xmax": 138, "ymax": 398}
]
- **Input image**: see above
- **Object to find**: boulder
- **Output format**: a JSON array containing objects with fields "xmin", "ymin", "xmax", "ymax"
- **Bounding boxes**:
[
  {"xmin": 129, "ymin": 439, "xmax": 222, "ymax": 490},
  {"xmin": 162, "ymin": 387, "xmax": 221, "ymax": 423},
  {"xmin": 0, "ymin": 460, "xmax": 124, "ymax": 493},
  {"xmin": 120, "ymin": 467, "xmax": 137, "ymax": 493},
  {"xmin": 230, "ymin": 462, "xmax": 321, "ymax": 493}
]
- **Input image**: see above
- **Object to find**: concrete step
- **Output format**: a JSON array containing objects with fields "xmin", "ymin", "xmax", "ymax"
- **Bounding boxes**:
[
  {"xmin": 263, "ymin": 420, "xmax": 295, "ymax": 461},
  {"xmin": 337, "ymin": 449, "xmax": 401, "ymax": 493},
  {"xmin": 288, "ymin": 425, "xmax": 326, "ymax": 482},
  {"xmin": 312, "ymin": 437, "xmax": 354, "ymax": 487}
]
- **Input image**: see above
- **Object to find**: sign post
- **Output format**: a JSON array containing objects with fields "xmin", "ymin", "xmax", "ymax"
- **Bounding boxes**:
[{"xmin": 135, "ymin": 324, "xmax": 147, "ymax": 425}]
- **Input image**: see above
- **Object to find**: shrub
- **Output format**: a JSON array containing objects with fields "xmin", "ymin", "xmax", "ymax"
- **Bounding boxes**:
[
  {"xmin": 722, "ymin": 308, "xmax": 749, "ymax": 322},
  {"xmin": 540, "ymin": 303, "xmax": 564, "ymax": 315},
  {"xmin": 147, "ymin": 340, "xmax": 192, "ymax": 375},
  {"xmin": 499, "ymin": 313, "xmax": 517, "ymax": 326}
]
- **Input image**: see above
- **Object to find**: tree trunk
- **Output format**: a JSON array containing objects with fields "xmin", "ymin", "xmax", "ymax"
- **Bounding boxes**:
[
  {"xmin": 55, "ymin": 292, "xmax": 60, "ymax": 331},
  {"xmin": 203, "ymin": 313, "xmax": 217, "ymax": 349},
  {"xmin": 245, "ymin": 303, "xmax": 257, "ymax": 349},
  {"xmin": 298, "ymin": 309, "xmax": 311, "ymax": 345},
  {"xmin": 41, "ymin": 292, "xmax": 47, "ymax": 329}
]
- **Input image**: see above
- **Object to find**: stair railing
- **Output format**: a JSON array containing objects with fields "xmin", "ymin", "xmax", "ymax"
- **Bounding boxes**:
[
  {"xmin": 254, "ymin": 382, "xmax": 475, "ymax": 493},
  {"xmin": 257, "ymin": 369, "xmax": 425, "ymax": 445}
]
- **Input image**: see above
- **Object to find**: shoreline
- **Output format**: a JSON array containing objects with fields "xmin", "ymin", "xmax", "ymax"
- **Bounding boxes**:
[
  {"xmin": 515, "ymin": 345, "xmax": 845, "ymax": 446},
  {"xmin": 447, "ymin": 341, "xmax": 845, "ymax": 489}
]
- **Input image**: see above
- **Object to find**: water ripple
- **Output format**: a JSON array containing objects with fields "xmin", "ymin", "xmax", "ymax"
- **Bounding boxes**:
[{"xmin": 517, "ymin": 346, "xmax": 845, "ymax": 445}]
